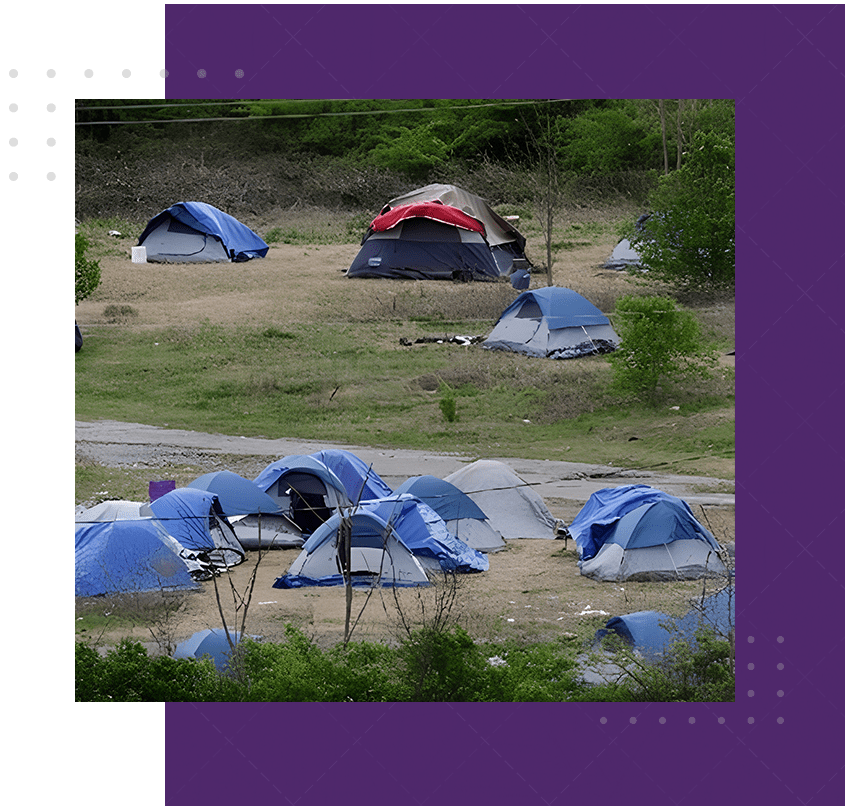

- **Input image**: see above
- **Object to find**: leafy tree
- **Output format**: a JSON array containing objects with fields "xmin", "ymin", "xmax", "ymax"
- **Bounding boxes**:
[
  {"xmin": 608, "ymin": 294, "xmax": 714, "ymax": 402},
  {"xmin": 633, "ymin": 129, "xmax": 735, "ymax": 289},
  {"xmin": 75, "ymin": 233, "xmax": 101, "ymax": 304},
  {"xmin": 367, "ymin": 121, "xmax": 450, "ymax": 181},
  {"xmin": 558, "ymin": 105, "xmax": 654, "ymax": 174}
]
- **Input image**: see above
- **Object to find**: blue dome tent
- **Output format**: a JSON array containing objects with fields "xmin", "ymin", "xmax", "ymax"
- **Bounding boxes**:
[
  {"xmin": 137, "ymin": 202, "xmax": 269, "ymax": 263},
  {"xmin": 570, "ymin": 485, "xmax": 726, "ymax": 581},
  {"xmin": 187, "ymin": 471, "xmax": 303, "ymax": 549},
  {"xmin": 393, "ymin": 474, "xmax": 505, "ymax": 552},
  {"xmin": 254, "ymin": 455, "xmax": 352, "ymax": 536},
  {"xmin": 483, "ymin": 287, "xmax": 620, "ymax": 359},
  {"xmin": 309, "ymin": 449, "xmax": 394, "ymax": 503}
]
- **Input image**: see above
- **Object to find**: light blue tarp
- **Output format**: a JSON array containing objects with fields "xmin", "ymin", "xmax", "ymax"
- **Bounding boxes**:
[
  {"xmin": 137, "ymin": 201, "xmax": 269, "ymax": 261},
  {"xmin": 569, "ymin": 485, "xmax": 718, "ymax": 560},
  {"xmin": 75, "ymin": 519, "xmax": 200, "ymax": 596}
]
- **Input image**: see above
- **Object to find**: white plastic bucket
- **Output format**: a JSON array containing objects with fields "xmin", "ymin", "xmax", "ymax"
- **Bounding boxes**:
[{"xmin": 131, "ymin": 246, "xmax": 147, "ymax": 263}]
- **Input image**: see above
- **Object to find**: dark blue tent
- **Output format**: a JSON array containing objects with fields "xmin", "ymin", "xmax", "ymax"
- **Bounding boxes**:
[
  {"xmin": 570, "ymin": 485, "xmax": 725, "ymax": 581},
  {"xmin": 137, "ymin": 202, "xmax": 269, "ymax": 263}
]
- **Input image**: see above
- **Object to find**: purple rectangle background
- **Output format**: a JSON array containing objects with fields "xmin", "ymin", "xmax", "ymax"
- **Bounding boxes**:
[{"xmin": 163, "ymin": 4, "xmax": 845, "ymax": 806}]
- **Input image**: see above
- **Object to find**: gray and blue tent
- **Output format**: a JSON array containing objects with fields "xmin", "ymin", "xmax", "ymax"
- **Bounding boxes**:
[
  {"xmin": 187, "ymin": 471, "xmax": 303, "ymax": 549},
  {"xmin": 274, "ymin": 494, "xmax": 487, "ymax": 589},
  {"xmin": 137, "ymin": 202, "xmax": 269, "ymax": 263},
  {"xmin": 570, "ymin": 485, "xmax": 726, "ymax": 581},
  {"xmin": 482, "ymin": 287, "xmax": 620, "ymax": 359},
  {"xmin": 254, "ymin": 455, "xmax": 352, "ymax": 536},
  {"xmin": 393, "ymin": 475, "xmax": 505, "ymax": 552},
  {"xmin": 75, "ymin": 518, "xmax": 202, "ymax": 597}
]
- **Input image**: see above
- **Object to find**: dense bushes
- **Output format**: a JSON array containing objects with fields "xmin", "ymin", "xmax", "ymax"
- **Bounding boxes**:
[{"xmin": 76, "ymin": 624, "xmax": 733, "ymax": 703}]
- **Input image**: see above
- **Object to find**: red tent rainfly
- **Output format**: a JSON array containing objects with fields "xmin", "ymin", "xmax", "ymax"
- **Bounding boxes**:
[{"xmin": 368, "ymin": 201, "xmax": 487, "ymax": 236}]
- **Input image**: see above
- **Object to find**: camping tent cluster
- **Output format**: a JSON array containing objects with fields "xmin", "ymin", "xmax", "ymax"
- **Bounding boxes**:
[
  {"xmin": 75, "ymin": 452, "xmax": 562, "ymax": 596},
  {"xmin": 347, "ymin": 184, "xmax": 530, "ymax": 281}
]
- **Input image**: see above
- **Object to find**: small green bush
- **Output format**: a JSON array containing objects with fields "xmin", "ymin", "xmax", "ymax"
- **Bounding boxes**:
[
  {"xmin": 75, "ymin": 233, "xmax": 101, "ymax": 304},
  {"xmin": 608, "ymin": 294, "xmax": 714, "ymax": 403},
  {"xmin": 439, "ymin": 389, "xmax": 458, "ymax": 422}
]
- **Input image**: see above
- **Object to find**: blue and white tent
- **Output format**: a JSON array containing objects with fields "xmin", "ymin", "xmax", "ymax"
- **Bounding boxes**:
[
  {"xmin": 75, "ymin": 518, "xmax": 202, "ymax": 597},
  {"xmin": 137, "ymin": 202, "xmax": 269, "ymax": 263},
  {"xmin": 570, "ymin": 485, "xmax": 726, "ymax": 581},
  {"xmin": 175, "ymin": 628, "xmax": 246, "ymax": 672},
  {"xmin": 275, "ymin": 494, "xmax": 488, "ymax": 589},
  {"xmin": 483, "ymin": 287, "xmax": 620, "ymax": 359},
  {"xmin": 187, "ymin": 471, "xmax": 303, "ymax": 549},
  {"xmin": 393, "ymin": 475, "xmax": 505, "ymax": 552}
]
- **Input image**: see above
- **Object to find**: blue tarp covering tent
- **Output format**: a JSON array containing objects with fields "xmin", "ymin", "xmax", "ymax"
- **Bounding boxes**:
[
  {"xmin": 187, "ymin": 470, "xmax": 303, "ymax": 550},
  {"xmin": 392, "ymin": 475, "xmax": 505, "ymax": 552},
  {"xmin": 146, "ymin": 488, "xmax": 245, "ymax": 568},
  {"xmin": 570, "ymin": 485, "xmax": 725, "ymax": 581},
  {"xmin": 310, "ymin": 449, "xmax": 394, "ymax": 503},
  {"xmin": 137, "ymin": 202, "xmax": 269, "ymax": 263},
  {"xmin": 75, "ymin": 519, "xmax": 201, "ymax": 597},
  {"xmin": 482, "ymin": 287, "xmax": 620, "ymax": 359},
  {"xmin": 362, "ymin": 495, "xmax": 489, "ymax": 573}
]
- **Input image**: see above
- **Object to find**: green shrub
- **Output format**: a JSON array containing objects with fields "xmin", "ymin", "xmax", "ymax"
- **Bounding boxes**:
[
  {"xmin": 439, "ymin": 389, "xmax": 458, "ymax": 423},
  {"xmin": 75, "ymin": 233, "xmax": 101, "ymax": 304},
  {"xmin": 75, "ymin": 639, "xmax": 247, "ymax": 702},
  {"xmin": 608, "ymin": 294, "xmax": 714, "ymax": 403}
]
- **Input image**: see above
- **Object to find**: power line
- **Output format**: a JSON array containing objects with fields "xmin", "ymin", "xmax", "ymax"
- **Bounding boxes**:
[{"xmin": 74, "ymin": 98, "xmax": 574, "ymax": 126}]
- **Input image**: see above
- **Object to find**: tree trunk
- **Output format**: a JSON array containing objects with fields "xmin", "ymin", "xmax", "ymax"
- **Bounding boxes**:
[
  {"xmin": 676, "ymin": 99, "xmax": 684, "ymax": 171},
  {"xmin": 659, "ymin": 99, "xmax": 669, "ymax": 174}
]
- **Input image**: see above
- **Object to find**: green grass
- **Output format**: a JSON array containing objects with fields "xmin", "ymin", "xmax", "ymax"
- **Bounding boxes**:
[{"xmin": 76, "ymin": 317, "xmax": 734, "ymax": 485}]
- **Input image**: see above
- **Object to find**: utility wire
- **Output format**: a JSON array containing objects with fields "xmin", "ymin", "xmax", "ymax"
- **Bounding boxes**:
[{"xmin": 74, "ymin": 98, "xmax": 575, "ymax": 126}]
